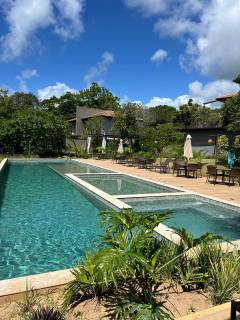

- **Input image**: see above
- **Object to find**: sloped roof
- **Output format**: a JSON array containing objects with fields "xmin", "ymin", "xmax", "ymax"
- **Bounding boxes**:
[
  {"xmin": 204, "ymin": 92, "xmax": 239, "ymax": 104},
  {"xmin": 81, "ymin": 110, "xmax": 115, "ymax": 119}
]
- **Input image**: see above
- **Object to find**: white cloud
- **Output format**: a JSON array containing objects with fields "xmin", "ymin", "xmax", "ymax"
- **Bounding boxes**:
[
  {"xmin": 37, "ymin": 82, "xmax": 76, "ymax": 100},
  {"xmin": 123, "ymin": 0, "xmax": 169, "ymax": 16},
  {"xmin": 16, "ymin": 68, "xmax": 38, "ymax": 92},
  {"xmin": 150, "ymin": 49, "xmax": 167, "ymax": 64},
  {"xmin": 83, "ymin": 51, "xmax": 114, "ymax": 85},
  {"xmin": 146, "ymin": 79, "xmax": 238, "ymax": 108},
  {"xmin": 53, "ymin": 0, "xmax": 84, "ymax": 40},
  {"xmin": 123, "ymin": 0, "xmax": 240, "ymax": 80},
  {"xmin": 0, "ymin": 0, "xmax": 85, "ymax": 61}
]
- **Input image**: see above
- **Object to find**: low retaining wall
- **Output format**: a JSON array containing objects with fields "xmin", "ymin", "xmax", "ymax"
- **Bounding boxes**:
[{"xmin": 177, "ymin": 302, "xmax": 233, "ymax": 320}]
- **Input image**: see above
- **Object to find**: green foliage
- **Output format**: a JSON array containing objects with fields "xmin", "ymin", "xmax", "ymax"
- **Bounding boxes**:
[
  {"xmin": 144, "ymin": 105, "xmax": 177, "ymax": 127},
  {"xmin": 192, "ymin": 149, "xmax": 208, "ymax": 162},
  {"xmin": 0, "ymin": 109, "xmax": 67, "ymax": 156},
  {"xmin": 64, "ymin": 209, "xmax": 175, "ymax": 319},
  {"xmin": 210, "ymin": 252, "xmax": 240, "ymax": 305},
  {"xmin": 222, "ymin": 94, "xmax": 240, "ymax": 133},
  {"xmin": 67, "ymin": 141, "xmax": 90, "ymax": 158},
  {"xmin": 140, "ymin": 124, "xmax": 184, "ymax": 156},
  {"xmin": 78, "ymin": 83, "xmax": 120, "ymax": 111},
  {"xmin": 10, "ymin": 92, "xmax": 39, "ymax": 109},
  {"xmin": 176, "ymin": 100, "xmax": 222, "ymax": 128},
  {"xmin": 29, "ymin": 306, "xmax": 65, "ymax": 320},
  {"xmin": 63, "ymin": 210, "xmax": 225, "ymax": 318},
  {"xmin": 216, "ymin": 135, "xmax": 229, "ymax": 164},
  {"xmin": 233, "ymin": 74, "xmax": 240, "ymax": 86},
  {"xmin": 111, "ymin": 102, "xmax": 143, "ymax": 140},
  {"xmin": 81, "ymin": 117, "xmax": 103, "ymax": 138},
  {"xmin": 161, "ymin": 144, "xmax": 183, "ymax": 159}
]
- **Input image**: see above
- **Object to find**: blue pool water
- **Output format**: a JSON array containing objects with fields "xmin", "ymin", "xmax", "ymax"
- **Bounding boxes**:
[
  {"xmin": 76, "ymin": 174, "xmax": 181, "ymax": 195},
  {"xmin": 125, "ymin": 196, "xmax": 240, "ymax": 240},
  {"xmin": 0, "ymin": 161, "xmax": 108, "ymax": 280}
]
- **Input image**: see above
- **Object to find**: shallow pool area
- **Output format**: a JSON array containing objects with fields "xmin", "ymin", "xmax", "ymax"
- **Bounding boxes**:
[
  {"xmin": 0, "ymin": 161, "xmax": 108, "ymax": 280},
  {"xmin": 75, "ymin": 173, "xmax": 181, "ymax": 195},
  {"xmin": 125, "ymin": 195, "xmax": 240, "ymax": 240},
  {"xmin": 49, "ymin": 161, "xmax": 111, "ymax": 174}
]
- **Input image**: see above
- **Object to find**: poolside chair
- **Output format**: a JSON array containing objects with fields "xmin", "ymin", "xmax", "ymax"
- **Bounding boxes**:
[
  {"xmin": 172, "ymin": 159, "xmax": 187, "ymax": 176},
  {"xmin": 225, "ymin": 167, "xmax": 240, "ymax": 186},
  {"xmin": 152, "ymin": 158, "xmax": 171, "ymax": 173},
  {"xmin": 206, "ymin": 165, "xmax": 223, "ymax": 184},
  {"xmin": 187, "ymin": 163, "xmax": 199, "ymax": 179}
]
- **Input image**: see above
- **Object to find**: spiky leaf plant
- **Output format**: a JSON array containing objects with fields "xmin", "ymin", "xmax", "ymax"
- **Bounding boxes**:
[{"xmin": 29, "ymin": 306, "xmax": 65, "ymax": 320}]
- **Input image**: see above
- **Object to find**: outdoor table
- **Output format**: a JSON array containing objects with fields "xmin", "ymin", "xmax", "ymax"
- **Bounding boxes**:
[{"xmin": 216, "ymin": 168, "xmax": 230, "ymax": 184}]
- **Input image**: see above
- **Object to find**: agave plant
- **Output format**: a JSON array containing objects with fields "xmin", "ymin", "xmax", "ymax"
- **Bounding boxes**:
[{"xmin": 29, "ymin": 306, "xmax": 65, "ymax": 320}]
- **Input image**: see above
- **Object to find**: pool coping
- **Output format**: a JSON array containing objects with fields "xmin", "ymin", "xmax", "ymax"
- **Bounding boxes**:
[
  {"xmin": 0, "ymin": 158, "xmax": 8, "ymax": 173},
  {"xmin": 1, "ymin": 158, "xmax": 240, "ymax": 300}
]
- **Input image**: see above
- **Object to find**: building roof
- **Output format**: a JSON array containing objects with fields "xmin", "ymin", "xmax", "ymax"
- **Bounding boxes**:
[
  {"xmin": 81, "ymin": 110, "xmax": 114, "ymax": 120},
  {"xmin": 68, "ymin": 118, "xmax": 77, "ymax": 122},
  {"xmin": 204, "ymin": 92, "xmax": 239, "ymax": 104}
]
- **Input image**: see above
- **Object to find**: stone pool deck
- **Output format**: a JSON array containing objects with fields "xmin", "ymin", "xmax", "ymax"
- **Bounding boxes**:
[{"xmin": 80, "ymin": 159, "xmax": 240, "ymax": 205}]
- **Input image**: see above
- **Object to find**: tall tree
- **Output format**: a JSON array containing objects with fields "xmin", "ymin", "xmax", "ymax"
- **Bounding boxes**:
[
  {"xmin": 111, "ymin": 102, "xmax": 143, "ymax": 139},
  {"xmin": 10, "ymin": 92, "xmax": 39, "ymax": 109},
  {"xmin": 222, "ymin": 94, "xmax": 240, "ymax": 133},
  {"xmin": 78, "ymin": 83, "xmax": 120, "ymax": 111},
  {"xmin": 144, "ymin": 105, "xmax": 177, "ymax": 127}
]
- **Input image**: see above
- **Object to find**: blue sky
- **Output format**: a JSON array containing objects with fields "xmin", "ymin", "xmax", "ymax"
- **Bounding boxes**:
[{"xmin": 0, "ymin": 0, "xmax": 239, "ymax": 107}]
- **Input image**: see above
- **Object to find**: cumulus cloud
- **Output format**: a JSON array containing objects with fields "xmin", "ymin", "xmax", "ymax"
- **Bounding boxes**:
[
  {"xmin": 123, "ymin": 0, "xmax": 240, "ymax": 80},
  {"xmin": 146, "ymin": 79, "xmax": 238, "ymax": 108},
  {"xmin": 0, "ymin": 0, "xmax": 85, "ymax": 61},
  {"xmin": 150, "ymin": 49, "xmax": 167, "ymax": 64},
  {"xmin": 123, "ymin": 0, "xmax": 169, "ymax": 16},
  {"xmin": 37, "ymin": 82, "xmax": 76, "ymax": 100},
  {"xmin": 16, "ymin": 68, "xmax": 38, "ymax": 92},
  {"xmin": 83, "ymin": 51, "xmax": 114, "ymax": 85}
]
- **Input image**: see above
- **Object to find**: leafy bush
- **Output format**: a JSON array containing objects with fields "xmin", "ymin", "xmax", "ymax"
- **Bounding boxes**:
[
  {"xmin": 64, "ymin": 210, "xmax": 176, "ymax": 319},
  {"xmin": 63, "ymin": 210, "xmax": 225, "ymax": 318},
  {"xmin": 210, "ymin": 252, "xmax": 240, "ymax": 305},
  {"xmin": 216, "ymin": 135, "xmax": 229, "ymax": 165}
]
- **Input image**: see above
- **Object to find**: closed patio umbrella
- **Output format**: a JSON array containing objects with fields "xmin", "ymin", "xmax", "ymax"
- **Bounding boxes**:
[
  {"xmin": 184, "ymin": 134, "xmax": 193, "ymax": 161},
  {"xmin": 86, "ymin": 136, "xmax": 91, "ymax": 154},
  {"xmin": 102, "ymin": 136, "xmax": 107, "ymax": 153},
  {"xmin": 117, "ymin": 139, "xmax": 124, "ymax": 154}
]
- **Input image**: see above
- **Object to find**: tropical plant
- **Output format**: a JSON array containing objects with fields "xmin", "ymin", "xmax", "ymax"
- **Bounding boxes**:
[
  {"xmin": 29, "ymin": 306, "xmax": 65, "ymax": 320},
  {"xmin": 63, "ymin": 210, "xmax": 224, "ymax": 318},
  {"xmin": 173, "ymin": 229, "xmax": 223, "ymax": 291},
  {"xmin": 209, "ymin": 252, "xmax": 240, "ymax": 305},
  {"xmin": 216, "ymin": 135, "xmax": 229, "ymax": 164},
  {"xmin": 64, "ymin": 209, "xmax": 178, "ymax": 319},
  {"xmin": 192, "ymin": 149, "xmax": 208, "ymax": 162}
]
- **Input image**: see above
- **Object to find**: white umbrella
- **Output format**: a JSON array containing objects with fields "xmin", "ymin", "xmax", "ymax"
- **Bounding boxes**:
[
  {"xmin": 102, "ymin": 136, "xmax": 107, "ymax": 153},
  {"xmin": 86, "ymin": 136, "xmax": 91, "ymax": 154},
  {"xmin": 184, "ymin": 134, "xmax": 193, "ymax": 160},
  {"xmin": 117, "ymin": 139, "xmax": 124, "ymax": 154}
]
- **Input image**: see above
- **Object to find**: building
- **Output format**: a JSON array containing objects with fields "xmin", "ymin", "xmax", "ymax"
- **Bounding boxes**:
[
  {"xmin": 184, "ymin": 127, "xmax": 227, "ymax": 155},
  {"xmin": 67, "ymin": 106, "xmax": 115, "ymax": 148},
  {"xmin": 187, "ymin": 92, "xmax": 239, "ymax": 155}
]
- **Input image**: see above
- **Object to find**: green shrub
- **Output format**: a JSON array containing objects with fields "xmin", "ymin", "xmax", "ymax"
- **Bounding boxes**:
[{"xmin": 209, "ymin": 252, "xmax": 240, "ymax": 305}]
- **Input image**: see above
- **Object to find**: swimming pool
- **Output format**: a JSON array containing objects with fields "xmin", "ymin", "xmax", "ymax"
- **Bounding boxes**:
[
  {"xmin": 124, "ymin": 195, "xmax": 240, "ymax": 240},
  {"xmin": 1, "ymin": 159, "xmax": 240, "ymax": 282},
  {"xmin": 75, "ymin": 173, "xmax": 181, "ymax": 195},
  {"xmin": 0, "ymin": 161, "xmax": 109, "ymax": 280}
]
